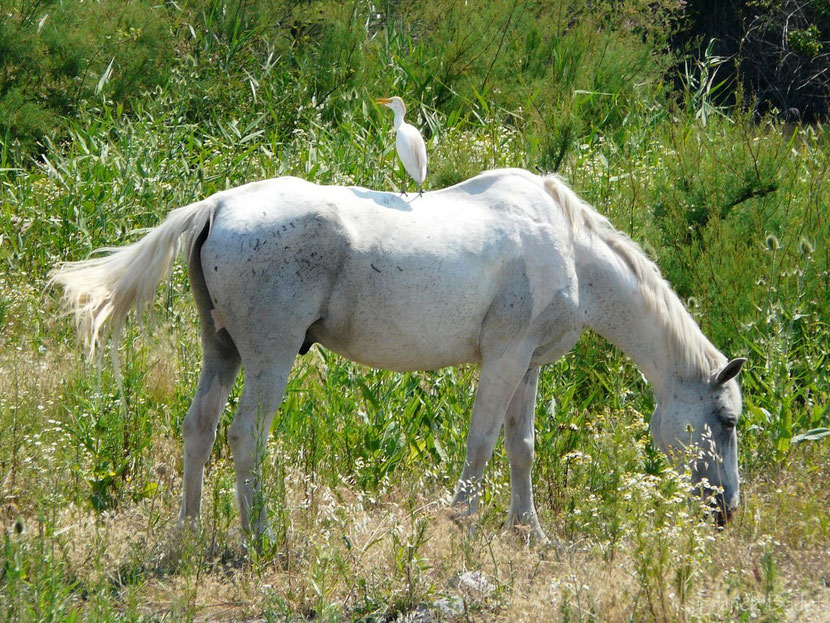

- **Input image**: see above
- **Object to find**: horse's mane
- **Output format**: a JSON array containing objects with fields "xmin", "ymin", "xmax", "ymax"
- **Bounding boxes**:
[{"xmin": 543, "ymin": 174, "xmax": 723, "ymax": 380}]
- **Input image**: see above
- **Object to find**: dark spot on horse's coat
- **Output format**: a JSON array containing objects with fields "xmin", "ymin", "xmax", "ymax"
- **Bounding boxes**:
[
  {"xmin": 397, "ymin": 265, "xmax": 403, "ymax": 271},
  {"xmin": 213, "ymin": 297, "xmax": 217, "ymax": 304},
  {"xmin": 508, "ymin": 416, "xmax": 516, "ymax": 427},
  {"xmin": 214, "ymin": 266, "xmax": 218, "ymax": 271},
  {"xmin": 290, "ymin": 222, "xmax": 295, "ymax": 228},
  {"xmin": 371, "ymin": 264, "xmax": 381, "ymax": 273}
]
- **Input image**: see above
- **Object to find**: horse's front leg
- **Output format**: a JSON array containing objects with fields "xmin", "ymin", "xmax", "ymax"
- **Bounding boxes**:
[
  {"xmin": 451, "ymin": 356, "xmax": 530, "ymax": 520},
  {"xmin": 503, "ymin": 366, "xmax": 549, "ymax": 543}
]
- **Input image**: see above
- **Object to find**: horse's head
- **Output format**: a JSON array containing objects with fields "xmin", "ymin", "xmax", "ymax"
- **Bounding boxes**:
[{"xmin": 650, "ymin": 358, "xmax": 746, "ymax": 525}]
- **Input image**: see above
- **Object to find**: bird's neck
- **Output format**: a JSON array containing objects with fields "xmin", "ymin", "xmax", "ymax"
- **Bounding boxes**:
[{"xmin": 392, "ymin": 109, "xmax": 406, "ymax": 130}]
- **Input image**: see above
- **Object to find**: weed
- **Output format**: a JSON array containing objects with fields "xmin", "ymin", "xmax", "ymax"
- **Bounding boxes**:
[{"xmin": 0, "ymin": 1, "xmax": 827, "ymax": 620}]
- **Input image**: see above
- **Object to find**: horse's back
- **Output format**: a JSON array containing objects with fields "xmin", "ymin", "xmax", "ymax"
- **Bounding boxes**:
[{"xmin": 199, "ymin": 172, "xmax": 578, "ymax": 370}]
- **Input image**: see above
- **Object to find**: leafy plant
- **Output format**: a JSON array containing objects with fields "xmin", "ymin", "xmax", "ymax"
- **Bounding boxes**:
[
  {"xmin": 0, "ymin": 1, "xmax": 827, "ymax": 620},
  {"xmin": 0, "ymin": 0, "xmax": 175, "ymax": 166}
]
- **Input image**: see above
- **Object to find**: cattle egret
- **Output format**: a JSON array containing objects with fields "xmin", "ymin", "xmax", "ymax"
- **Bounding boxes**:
[{"xmin": 377, "ymin": 96, "xmax": 427, "ymax": 195}]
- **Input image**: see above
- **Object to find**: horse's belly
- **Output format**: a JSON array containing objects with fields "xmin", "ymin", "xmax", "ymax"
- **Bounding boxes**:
[
  {"xmin": 314, "ymin": 260, "xmax": 494, "ymax": 371},
  {"xmin": 317, "ymin": 308, "xmax": 483, "ymax": 371},
  {"xmin": 321, "ymin": 336, "xmax": 480, "ymax": 371}
]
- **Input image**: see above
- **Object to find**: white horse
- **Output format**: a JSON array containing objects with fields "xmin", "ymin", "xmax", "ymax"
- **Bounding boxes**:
[{"xmin": 50, "ymin": 169, "xmax": 746, "ymax": 543}]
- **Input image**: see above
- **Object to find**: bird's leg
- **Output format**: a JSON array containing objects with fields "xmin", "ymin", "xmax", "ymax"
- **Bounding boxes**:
[{"xmin": 398, "ymin": 165, "xmax": 408, "ymax": 196}]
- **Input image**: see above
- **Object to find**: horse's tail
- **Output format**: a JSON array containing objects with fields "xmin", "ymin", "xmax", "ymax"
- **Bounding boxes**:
[{"xmin": 48, "ymin": 199, "xmax": 216, "ymax": 357}]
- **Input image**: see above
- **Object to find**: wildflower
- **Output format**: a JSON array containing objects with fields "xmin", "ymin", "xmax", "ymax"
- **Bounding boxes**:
[{"xmin": 564, "ymin": 450, "xmax": 593, "ymax": 465}]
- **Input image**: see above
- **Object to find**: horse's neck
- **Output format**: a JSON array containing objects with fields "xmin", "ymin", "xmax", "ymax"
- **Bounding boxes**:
[{"xmin": 577, "ymin": 240, "xmax": 718, "ymax": 396}]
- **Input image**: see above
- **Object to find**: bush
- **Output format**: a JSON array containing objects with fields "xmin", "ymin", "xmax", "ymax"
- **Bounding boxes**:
[
  {"xmin": 0, "ymin": 0, "xmax": 175, "ymax": 166},
  {"xmin": 674, "ymin": 0, "xmax": 830, "ymax": 120}
]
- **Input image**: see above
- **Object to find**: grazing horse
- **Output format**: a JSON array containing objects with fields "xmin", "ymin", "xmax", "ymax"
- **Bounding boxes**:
[{"xmin": 50, "ymin": 169, "xmax": 745, "ymax": 542}]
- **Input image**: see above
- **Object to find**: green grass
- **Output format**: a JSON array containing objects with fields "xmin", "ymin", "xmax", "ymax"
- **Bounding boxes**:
[{"xmin": 1, "ymin": 1, "xmax": 828, "ymax": 621}]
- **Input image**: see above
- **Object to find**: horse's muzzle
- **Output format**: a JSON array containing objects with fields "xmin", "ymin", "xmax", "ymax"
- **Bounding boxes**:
[
  {"xmin": 712, "ymin": 492, "xmax": 738, "ymax": 527},
  {"xmin": 715, "ymin": 506, "xmax": 733, "ymax": 527}
]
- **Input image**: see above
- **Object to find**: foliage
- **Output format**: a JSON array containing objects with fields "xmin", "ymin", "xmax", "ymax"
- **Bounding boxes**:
[
  {"xmin": 0, "ymin": 0, "xmax": 827, "ymax": 620},
  {"xmin": 674, "ymin": 0, "xmax": 830, "ymax": 120},
  {"xmin": 0, "ymin": 0, "xmax": 176, "ymax": 166}
]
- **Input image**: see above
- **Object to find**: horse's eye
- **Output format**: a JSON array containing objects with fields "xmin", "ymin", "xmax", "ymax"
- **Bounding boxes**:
[{"xmin": 715, "ymin": 407, "xmax": 736, "ymax": 430}]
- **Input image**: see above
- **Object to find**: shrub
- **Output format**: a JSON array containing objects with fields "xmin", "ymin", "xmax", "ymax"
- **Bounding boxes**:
[
  {"xmin": 0, "ymin": 0, "xmax": 175, "ymax": 166},
  {"xmin": 674, "ymin": 0, "xmax": 830, "ymax": 120}
]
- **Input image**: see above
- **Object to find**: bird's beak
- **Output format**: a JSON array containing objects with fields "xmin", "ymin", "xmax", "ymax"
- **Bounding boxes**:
[{"xmin": 376, "ymin": 97, "xmax": 392, "ymax": 105}]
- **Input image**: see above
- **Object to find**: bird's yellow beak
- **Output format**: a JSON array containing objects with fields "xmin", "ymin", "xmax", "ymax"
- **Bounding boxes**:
[{"xmin": 376, "ymin": 97, "xmax": 392, "ymax": 105}]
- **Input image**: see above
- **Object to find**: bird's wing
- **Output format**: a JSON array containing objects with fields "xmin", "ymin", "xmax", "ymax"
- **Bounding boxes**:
[
  {"xmin": 397, "ymin": 123, "xmax": 428, "ymax": 185},
  {"xmin": 412, "ymin": 131, "xmax": 427, "ymax": 184}
]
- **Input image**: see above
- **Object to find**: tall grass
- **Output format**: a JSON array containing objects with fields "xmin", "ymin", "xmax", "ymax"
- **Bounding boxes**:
[{"xmin": 1, "ymin": 1, "xmax": 827, "ymax": 621}]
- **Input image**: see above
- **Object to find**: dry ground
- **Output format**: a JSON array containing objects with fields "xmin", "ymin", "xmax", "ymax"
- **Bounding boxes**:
[{"xmin": 5, "ymin": 439, "xmax": 826, "ymax": 622}]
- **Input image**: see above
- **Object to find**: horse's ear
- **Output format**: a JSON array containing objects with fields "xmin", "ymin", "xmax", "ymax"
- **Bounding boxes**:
[{"xmin": 713, "ymin": 358, "xmax": 747, "ymax": 386}]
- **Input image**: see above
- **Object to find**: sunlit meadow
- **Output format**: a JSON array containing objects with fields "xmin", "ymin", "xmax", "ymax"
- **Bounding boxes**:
[{"xmin": 1, "ymin": 1, "xmax": 828, "ymax": 621}]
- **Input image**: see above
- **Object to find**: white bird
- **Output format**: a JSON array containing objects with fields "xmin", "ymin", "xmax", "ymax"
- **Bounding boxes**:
[{"xmin": 377, "ymin": 96, "xmax": 427, "ymax": 195}]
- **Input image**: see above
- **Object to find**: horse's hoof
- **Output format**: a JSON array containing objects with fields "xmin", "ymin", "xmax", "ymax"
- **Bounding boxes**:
[
  {"xmin": 506, "ymin": 522, "xmax": 551, "ymax": 547},
  {"xmin": 176, "ymin": 514, "xmax": 200, "ymax": 532},
  {"xmin": 445, "ymin": 505, "xmax": 479, "ymax": 537}
]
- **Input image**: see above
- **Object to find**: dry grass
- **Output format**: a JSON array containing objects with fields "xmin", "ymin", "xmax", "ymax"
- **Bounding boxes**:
[
  {"xmin": 0, "ymin": 330, "xmax": 828, "ymax": 621},
  {"xmin": 6, "ymin": 437, "xmax": 826, "ymax": 621}
]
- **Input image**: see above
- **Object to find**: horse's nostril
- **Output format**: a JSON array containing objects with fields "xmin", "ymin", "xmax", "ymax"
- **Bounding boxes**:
[{"xmin": 714, "ymin": 500, "xmax": 735, "ymax": 527}]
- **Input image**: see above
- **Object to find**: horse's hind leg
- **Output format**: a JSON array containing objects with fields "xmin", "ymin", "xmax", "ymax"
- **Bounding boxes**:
[
  {"xmin": 179, "ymin": 329, "xmax": 240, "ymax": 521},
  {"xmin": 503, "ymin": 366, "xmax": 548, "ymax": 543},
  {"xmin": 228, "ymin": 351, "xmax": 296, "ymax": 538},
  {"xmin": 180, "ymin": 227, "xmax": 241, "ymax": 521}
]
